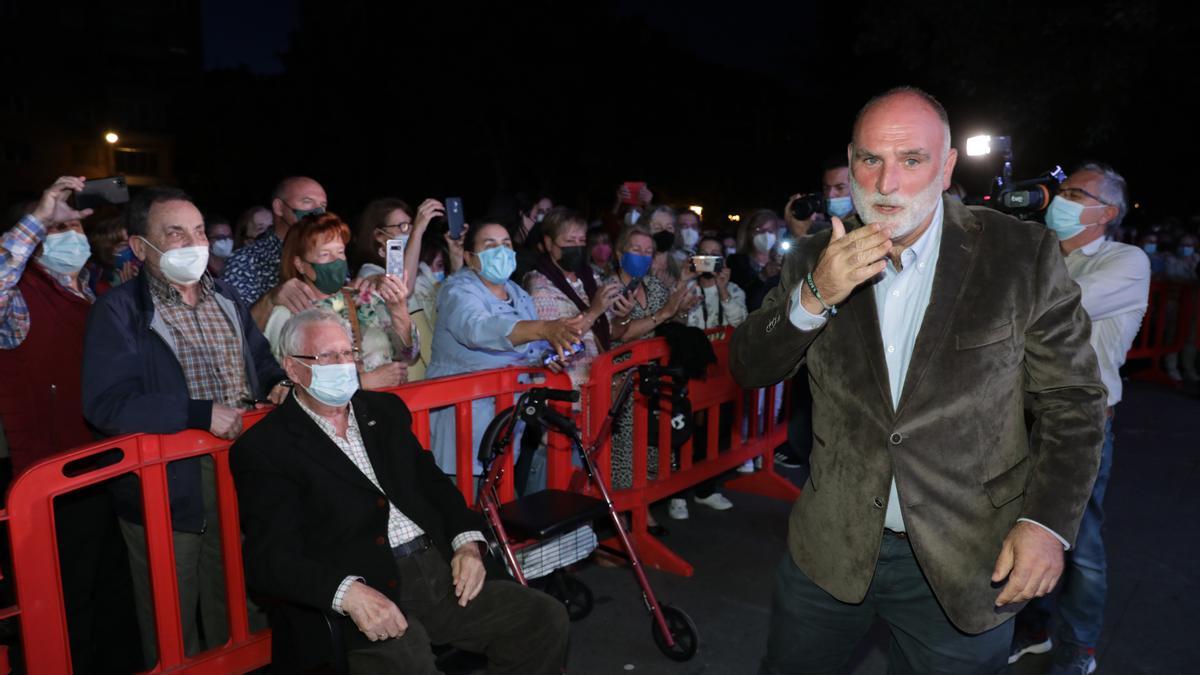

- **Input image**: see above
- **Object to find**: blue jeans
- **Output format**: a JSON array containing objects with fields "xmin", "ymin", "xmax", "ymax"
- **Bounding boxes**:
[{"xmin": 1055, "ymin": 416, "xmax": 1114, "ymax": 648}]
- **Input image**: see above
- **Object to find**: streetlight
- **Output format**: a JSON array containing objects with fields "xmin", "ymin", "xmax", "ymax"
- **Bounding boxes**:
[{"xmin": 104, "ymin": 131, "xmax": 119, "ymax": 145}]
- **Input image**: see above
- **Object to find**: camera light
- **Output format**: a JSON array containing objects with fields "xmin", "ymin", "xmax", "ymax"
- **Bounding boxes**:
[
  {"xmin": 780, "ymin": 241, "xmax": 792, "ymax": 251},
  {"xmin": 104, "ymin": 131, "xmax": 120, "ymax": 144},
  {"xmin": 966, "ymin": 135, "xmax": 992, "ymax": 157},
  {"xmin": 688, "ymin": 205, "xmax": 703, "ymax": 218}
]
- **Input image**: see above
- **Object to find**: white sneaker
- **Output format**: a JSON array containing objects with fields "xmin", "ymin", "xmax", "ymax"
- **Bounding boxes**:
[
  {"xmin": 668, "ymin": 498, "xmax": 689, "ymax": 520},
  {"xmin": 737, "ymin": 460, "xmax": 755, "ymax": 473},
  {"xmin": 694, "ymin": 493, "xmax": 734, "ymax": 511}
]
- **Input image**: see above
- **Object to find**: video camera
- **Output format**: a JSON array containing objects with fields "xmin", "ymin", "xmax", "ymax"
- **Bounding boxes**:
[
  {"xmin": 965, "ymin": 135, "xmax": 1066, "ymax": 220},
  {"xmin": 788, "ymin": 193, "xmax": 826, "ymax": 221}
]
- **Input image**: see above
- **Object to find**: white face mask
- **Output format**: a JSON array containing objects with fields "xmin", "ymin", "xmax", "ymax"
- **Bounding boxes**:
[
  {"xmin": 752, "ymin": 232, "xmax": 776, "ymax": 254},
  {"xmin": 210, "ymin": 238, "xmax": 234, "ymax": 258},
  {"xmin": 139, "ymin": 237, "xmax": 209, "ymax": 285},
  {"xmin": 680, "ymin": 228, "xmax": 700, "ymax": 248}
]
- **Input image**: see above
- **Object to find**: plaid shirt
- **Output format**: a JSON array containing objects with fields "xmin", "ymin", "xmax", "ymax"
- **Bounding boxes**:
[
  {"xmin": 1, "ymin": 215, "xmax": 94, "ymax": 349},
  {"xmin": 221, "ymin": 229, "xmax": 282, "ymax": 305},
  {"xmin": 147, "ymin": 271, "xmax": 249, "ymax": 406},
  {"xmin": 294, "ymin": 395, "xmax": 485, "ymax": 613}
]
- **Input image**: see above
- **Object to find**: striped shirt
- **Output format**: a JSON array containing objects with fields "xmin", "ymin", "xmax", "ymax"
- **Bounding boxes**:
[
  {"xmin": 147, "ymin": 271, "xmax": 249, "ymax": 406},
  {"xmin": 1, "ymin": 215, "xmax": 94, "ymax": 349}
]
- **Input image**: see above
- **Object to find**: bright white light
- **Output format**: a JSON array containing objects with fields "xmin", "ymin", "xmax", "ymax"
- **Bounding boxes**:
[
  {"xmin": 780, "ymin": 241, "xmax": 792, "ymax": 251},
  {"xmin": 688, "ymin": 205, "xmax": 703, "ymax": 218},
  {"xmin": 965, "ymin": 135, "xmax": 992, "ymax": 157},
  {"xmin": 104, "ymin": 131, "xmax": 120, "ymax": 144}
]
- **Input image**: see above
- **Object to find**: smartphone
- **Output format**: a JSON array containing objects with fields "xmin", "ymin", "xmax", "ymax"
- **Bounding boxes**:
[
  {"xmin": 386, "ymin": 236, "xmax": 408, "ymax": 277},
  {"xmin": 621, "ymin": 181, "xmax": 645, "ymax": 206},
  {"xmin": 689, "ymin": 255, "xmax": 724, "ymax": 274},
  {"xmin": 621, "ymin": 276, "xmax": 641, "ymax": 297},
  {"xmin": 446, "ymin": 197, "xmax": 465, "ymax": 240},
  {"xmin": 542, "ymin": 342, "xmax": 584, "ymax": 366},
  {"xmin": 74, "ymin": 176, "xmax": 129, "ymax": 210}
]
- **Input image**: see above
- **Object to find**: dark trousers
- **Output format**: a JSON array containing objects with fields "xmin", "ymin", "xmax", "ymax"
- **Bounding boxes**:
[
  {"xmin": 761, "ymin": 534, "xmax": 1013, "ymax": 675},
  {"xmin": 347, "ymin": 547, "xmax": 568, "ymax": 675}
]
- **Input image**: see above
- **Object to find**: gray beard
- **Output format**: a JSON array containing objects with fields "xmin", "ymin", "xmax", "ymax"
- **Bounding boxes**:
[{"xmin": 850, "ymin": 174, "xmax": 943, "ymax": 240}]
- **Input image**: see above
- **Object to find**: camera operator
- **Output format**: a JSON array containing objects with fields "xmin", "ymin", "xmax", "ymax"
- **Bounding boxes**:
[
  {"xmin": 1009, "ymin": 162, "xmax": 1150, "ymax": 674},
  {"xmin": 784, "ymin": 156, "xmax": 856, "ymax": 238}
]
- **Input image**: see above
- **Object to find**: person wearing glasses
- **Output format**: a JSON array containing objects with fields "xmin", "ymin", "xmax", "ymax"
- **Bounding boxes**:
[
  {"xmin": 231, "ymin": 308, "xmax": 568, "ymax": 674},
  {"xmin": 1009, "ymin": 163, "xmax": 1149, "ymax": 674},
  {"xmin": 262, "ymin": 213, "xmax": 418, "ymax": 391},
  {"xmin": 82, "ymin": 186, "xmax": 288, "ymax": 669}
]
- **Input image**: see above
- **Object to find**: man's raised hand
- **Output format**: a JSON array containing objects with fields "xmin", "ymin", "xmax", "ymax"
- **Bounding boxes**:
[{"xmin": 800, "ymin": 217, "xmax": 892, "ymax": 315}]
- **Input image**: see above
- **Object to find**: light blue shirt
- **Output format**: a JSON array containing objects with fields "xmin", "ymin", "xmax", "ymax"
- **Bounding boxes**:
[
  {"xmin": 426, "ymin": 268, "xmax": 548, "ymax": 475},
  {"xmin": 789, "ymin": 200, "xmax": 1067, "ymax": 547}
]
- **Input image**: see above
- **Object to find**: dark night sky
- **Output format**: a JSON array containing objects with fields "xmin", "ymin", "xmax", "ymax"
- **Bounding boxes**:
[{"xmin": 190, "ymin": 1, "xmax": 1200, "ymax": 228}]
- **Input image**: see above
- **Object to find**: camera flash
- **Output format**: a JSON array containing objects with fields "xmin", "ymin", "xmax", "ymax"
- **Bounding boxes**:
[{"xmin": 965, "ymin": 135, "xmax": 992, "ymax": 157}]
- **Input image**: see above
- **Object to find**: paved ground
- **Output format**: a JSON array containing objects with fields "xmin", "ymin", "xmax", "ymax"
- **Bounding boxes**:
[{"xmin": 556, "ymin": 379, "xmax": 1198, "ymax": 674}]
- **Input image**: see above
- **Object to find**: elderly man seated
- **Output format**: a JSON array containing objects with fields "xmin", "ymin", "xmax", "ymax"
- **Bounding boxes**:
[{"xmin": 230, "ymin": 307, "xmax": 568, "ymax": 674}]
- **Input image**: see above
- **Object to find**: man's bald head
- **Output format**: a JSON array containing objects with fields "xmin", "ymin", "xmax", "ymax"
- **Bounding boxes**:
[
  {"xmin": 852, "ymin": 86, "xmax": 952, "ymax": 161},
  {"xmin": 271, "ymin": 176, "xmax": 328, "ymax": 230}
]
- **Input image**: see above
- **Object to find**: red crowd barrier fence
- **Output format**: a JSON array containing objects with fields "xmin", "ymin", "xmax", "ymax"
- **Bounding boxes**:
[
  {"xmin": 1127, "ymin": 281, "xmax": 1200, "ymax": 385},
  {"xmin": 0, "ymin": 340, "xmax": 795, "ymax": 671}
]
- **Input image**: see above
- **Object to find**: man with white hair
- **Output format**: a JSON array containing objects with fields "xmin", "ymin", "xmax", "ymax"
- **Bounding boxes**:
[
  {"xmin": 1009, "ymin": 163, "xmax": 1149, "ymax": 674},
  {"xmin": 731, "ymin": 87, "xmax": 1107, "ymax": 672},
  {"xmin": 230, "ymin": 308, "xmax": 568, "ymax": 674}
]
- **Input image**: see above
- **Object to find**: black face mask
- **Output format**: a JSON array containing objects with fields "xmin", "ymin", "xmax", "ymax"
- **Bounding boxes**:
[
  {"xmin": 653, "ymin": 230, "xmax": 675, "ymax": 253},
  {"xmin": 557, "ymin": 245, "xmax": 587, "ymax": 271}
]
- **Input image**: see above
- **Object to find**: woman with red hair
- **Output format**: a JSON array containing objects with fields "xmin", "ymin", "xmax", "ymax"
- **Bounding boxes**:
[{"xmin": 262, "ymin": 212, "xmax": 418, "ymax": 390}]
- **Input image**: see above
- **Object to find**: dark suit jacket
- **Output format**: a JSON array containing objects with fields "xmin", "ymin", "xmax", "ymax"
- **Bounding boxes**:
[
  {"xmin": 730, "ymin": 197, "xmax": 1107, "ymax": 634},
  {"xmin": 229, "ymin": 390, "xmax": 486, "ymax": 671}
]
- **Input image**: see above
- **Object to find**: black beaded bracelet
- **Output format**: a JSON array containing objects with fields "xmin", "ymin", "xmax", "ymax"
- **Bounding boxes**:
[{"xmin": 805, "ymin": 272, "xmax": 837, "ymax": 317}]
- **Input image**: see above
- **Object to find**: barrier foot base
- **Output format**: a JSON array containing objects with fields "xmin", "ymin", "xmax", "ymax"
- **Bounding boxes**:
[
  {"xmin": 600, "ymin": 532, "xmax": 694, "ymax": 577},
  {"xmin": 725, "ymin": 468, "xmax": 801, "ymax": 502}
]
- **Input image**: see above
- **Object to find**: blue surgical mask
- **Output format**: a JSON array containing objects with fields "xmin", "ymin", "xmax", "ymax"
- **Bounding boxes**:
[
  {"xmin": 298, "ymin": 361, "xmax": 358, "ymax": 407},
  {"xmin": 114, "ymin": 245, "xmax": 138, "ymax": 269},
  {"xmin": 1182, "ymin": 246, "xmax": 1196, "ymax": 257},
  {"xmin": 432, "ymin": 270, "xmax": 445, "ymax": 283},
  {"xmin": 620, "ymin": 251, "xmax": 653, "ymax": 278},
  {"xmin": 475, "ymin": 246, "xmax": 517, "ymax": 284},
  {"xmin": 827, "ymin": 196, "xmax": 854, "ymax": 218},
  {"xmin": 1044, "ymin": 196, "xmax": 1102, "ymax": 241},
  {"xmin": 1142, "ymin": 243, "xmax": 1158, "ymax": 255},
  {"xmin": 39, "ymin": 230, "xmax": 92, "ymax": 274}
]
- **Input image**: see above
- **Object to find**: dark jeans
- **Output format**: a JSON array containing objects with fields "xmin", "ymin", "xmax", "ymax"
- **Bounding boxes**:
[
  {"xmin": 1019, "ymin": 416, "xmax": 1114, "ymax": 649},
  {"xmin": 761, "ymin": 534, "xmax": 1013, "ymax": 675},
  {"xmin": 347, "ymin": 547, "xmax": 569, "ymax": 675}
]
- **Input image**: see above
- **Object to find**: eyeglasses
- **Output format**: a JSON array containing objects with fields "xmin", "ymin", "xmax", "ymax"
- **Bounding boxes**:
[
  {"xmin": 290, "ymin": 349, "xmax": 361, "ymax": 365},
  {"xmin": 1059, "ymin": 187, "xmax": 1112, "ymax": 206},
  {"xmin": 380, "ymin": 222, "xmax": 413, "ymax": 233}
]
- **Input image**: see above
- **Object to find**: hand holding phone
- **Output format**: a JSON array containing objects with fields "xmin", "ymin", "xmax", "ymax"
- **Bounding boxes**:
[{"xmin": 620, "ymin": 181, "xmax": 645, "ymax": 206}]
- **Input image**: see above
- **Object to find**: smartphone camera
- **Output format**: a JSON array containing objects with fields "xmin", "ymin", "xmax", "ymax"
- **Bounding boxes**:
[{"xmin": 689, "ymin": 255, "xmax": 724, "ymax": 274}]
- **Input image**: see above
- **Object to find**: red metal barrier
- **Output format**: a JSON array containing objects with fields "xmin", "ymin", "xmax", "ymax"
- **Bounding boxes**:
[
  {"xmin": 0, "ymin": 366, "xmax": 569, "ymax": 674},
  {"xmin": 569, "ymin": 327, "xmax": 800, "ymax": 577},
  {"xmin": 1127, "ymin": 282, "xmax": 1199, "ymax": 385}
]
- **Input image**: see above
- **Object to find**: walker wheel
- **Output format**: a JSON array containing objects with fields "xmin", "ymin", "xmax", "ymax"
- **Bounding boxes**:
[
  {"xmin": 650, "ymin": 604, "xmax": 698, "ymax": 661},
  {"xmin": 545, "ymin": 572, "xmax": 593, "ymax": 621}
]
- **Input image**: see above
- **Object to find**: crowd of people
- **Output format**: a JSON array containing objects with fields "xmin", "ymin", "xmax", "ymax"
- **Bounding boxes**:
[{"xmin": 0, "ymin": 82, "xmax": 1194, "ymax": 673}]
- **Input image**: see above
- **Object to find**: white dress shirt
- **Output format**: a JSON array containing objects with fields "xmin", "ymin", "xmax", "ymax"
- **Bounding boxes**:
[{"xmin": 1064, "ymin": 238, "xmax": 1150, "ymax": 406}]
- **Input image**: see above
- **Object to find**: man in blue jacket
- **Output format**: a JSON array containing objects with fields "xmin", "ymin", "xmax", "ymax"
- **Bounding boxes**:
[{"xmin": 82, "ymin": 186, "xmax": 288, "ymax": 667}]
